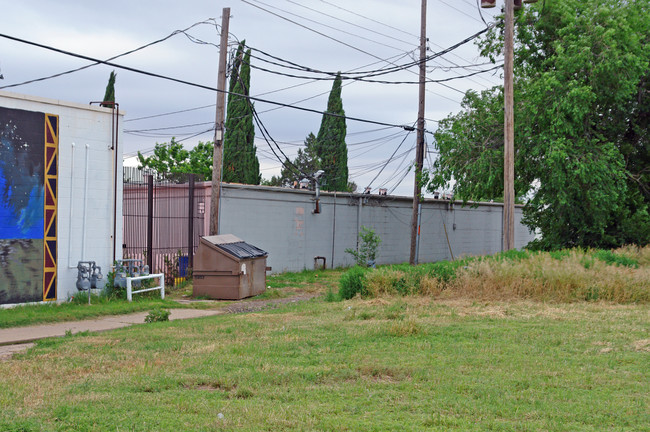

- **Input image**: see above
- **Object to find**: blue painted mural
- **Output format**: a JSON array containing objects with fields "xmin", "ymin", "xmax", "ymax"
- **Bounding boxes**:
[{"xmin": 0, "ymin": 106, "xmax": 51, "ymax": 305}]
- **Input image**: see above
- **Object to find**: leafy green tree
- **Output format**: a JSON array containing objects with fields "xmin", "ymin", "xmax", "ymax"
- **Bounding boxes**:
[
  {"xmin": 315, "ymin": 73, "xmax": 348, "ymax": 191},
  {"xmin": 137, "ymin": 138, "xmax": 214, "ymax": 180},
  {"xmin": 427, "ymin": 0, "xmax": 650, "ymax": 249},
  {"xmin": 264, "ymin": 132, "xmax": 321, "ymax": 187},
  {"xmin": 223, "ymin": 42, "xmax": 260, "ymax": 185},
  {"xmin": 101, "ymin": 71, "xmax": 116, "ymax": 107}
]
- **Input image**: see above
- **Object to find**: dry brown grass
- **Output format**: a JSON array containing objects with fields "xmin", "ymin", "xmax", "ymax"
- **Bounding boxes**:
[
  {"xmin": 614, "ymin": 244, "xmax": 650, "ymax": 266},
  {"xmin": 363, "ymin": 268, "xmax": 406, "ymax": 297},
  {"xmin": 362, "ymin": 247, "xmax": 649, "ymax": 304}
]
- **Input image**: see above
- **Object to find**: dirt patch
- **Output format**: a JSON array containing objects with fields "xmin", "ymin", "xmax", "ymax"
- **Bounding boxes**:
[
  {"xmin": 220, "ymin": 293, "xmax": 319, "ymax": 314},
  {"xmin": 633, "ymin": 339, "xmax": 650, "ymax": 352}
]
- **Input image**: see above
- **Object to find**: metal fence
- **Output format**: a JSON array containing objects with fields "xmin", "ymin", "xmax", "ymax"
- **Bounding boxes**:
[{"xmin": 122, "ymin": 167, "xmax": 205, "ymax": 284}]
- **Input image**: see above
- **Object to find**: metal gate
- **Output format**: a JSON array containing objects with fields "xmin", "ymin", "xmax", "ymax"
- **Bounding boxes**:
[{"xmin": 122, "ymin": 167, "xmax": 205, "ymax": 284}]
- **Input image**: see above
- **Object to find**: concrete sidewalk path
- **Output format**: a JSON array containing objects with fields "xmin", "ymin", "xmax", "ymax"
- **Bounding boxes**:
[
  {"xmin": 0, "ymin": 293, "xmax": 320, "ymax": 360},
  {"xmin": 0, "ymin": 309, "xmax": 223, "ymax": 348}
]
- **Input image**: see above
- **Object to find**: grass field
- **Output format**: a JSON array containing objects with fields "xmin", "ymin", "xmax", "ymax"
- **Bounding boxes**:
[
  {"xmin": 0, "ymin": 250, "xmax": 648, "ymax": 430},
  {"xmin": 0, "ymin": 269, "xmax": 341, "ymax": 329},
  {"xmin": 1, "ymin": 296, "xmax": 648, "ymax": 431}
]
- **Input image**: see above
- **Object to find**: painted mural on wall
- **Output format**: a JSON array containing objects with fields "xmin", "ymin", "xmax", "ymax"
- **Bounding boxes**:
[{"xmin": 0, "ymin": 106, "xmax": 58, "ymax": 305}]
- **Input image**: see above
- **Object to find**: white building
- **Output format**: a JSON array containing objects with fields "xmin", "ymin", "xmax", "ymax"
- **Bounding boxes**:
[{"xmin": 0, "ymin": 90, "xmax": 123, "ymax": 306}]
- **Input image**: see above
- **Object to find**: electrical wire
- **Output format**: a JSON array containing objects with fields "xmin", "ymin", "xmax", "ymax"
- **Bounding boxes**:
[
  {"xmin": 124, "ymin": 121, "xmax": 214, "ymax": 134},
  {"xmin": 365, "ymin": 125, "xmax": 415, "ymax": 191},
  {"xmin": 436, "ymin": 0, "xmax": 487, "ymax": 25},
  {"xmin": 0, "ymin": 32, "xmax": 421, "ymax": 132},
  {"xmin": 124, "ymin": 104, "xmax": 215, "ymax": 123},
  {"xmin": 241, "ymin": 0, "xmax": 396, "ymax": 62},
  {"xmin": 283, "ymin": 0, "xmax": 416, "ymax": 47},
  {"xmin": 316, "ymin": 0, "xmax": 420, "ymax": 40},
  {"xmin": 242, "ymin": 1, "xmax": 483, "ymax": 102},
  {"xmin": 244, "ymin": 26, "xmax": 492, "ymax": 81},
  {"xmin": 0, "ymin": 19, "xmax": 219, "ymax": 90},
  {"xmin": 248, "ymin": 61, "xmax": 502, "ymax": 84},
  {"xmin": 245, "ymin": 0, "xmax": 409, "ymax": 52}
]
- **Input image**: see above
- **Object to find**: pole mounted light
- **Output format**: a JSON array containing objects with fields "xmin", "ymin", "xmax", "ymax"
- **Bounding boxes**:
[{"xmin": 480, "ymin": 0, "xmax": 536, "ymax": 250}]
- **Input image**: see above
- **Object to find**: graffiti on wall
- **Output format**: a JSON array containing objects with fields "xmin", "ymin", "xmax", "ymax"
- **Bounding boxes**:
[{"xmin": 0, "ymin": 106, "xmax": 58, "ymax": 305}]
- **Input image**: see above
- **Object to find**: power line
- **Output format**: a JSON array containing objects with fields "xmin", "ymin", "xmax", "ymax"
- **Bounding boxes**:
[
  {"xmin": 124, "ymin": 104, "xmax": 215, "ymax": 123},
  {"xmin": 248, "ymin": 60, "xmax": 502, "ymax": 85},
  {"xmin": 124, "ymin": 121, "xmax": 214, "ymax": 133},
  {"xmin": 283, "ymin": 0, "xmax": 416, "ymax": 48},
  {"xmin": 0, "ymin": 32, "xmax": 420, "ymax": 132},
  {"xmin": 0, "ymin": 19, "xmax": 219, "ymax": 90},
  {"xmin": 240, "ymin": 0, "xmax": 400, "ymax": 63},
  {"xmin": 436, "ymin": 0, "xmax": 487, "ymax": 25},
  {"xmin": 246, "ymin": 0, "xmax": 410, "ymax": 52},
  {"xmin": 365, "ymin": 126, "xmax": 415, "ymax": 190},
  {"xmin": 245, "ymin": 26, "xmax": 492, "ymax": 81},
  {"xmin": 242, "ymin": 0, "xmax": 481, "ymax": 103},
  {"xmin": 317, "ymin": 0, "xmax": 420, "ymax": 40}
]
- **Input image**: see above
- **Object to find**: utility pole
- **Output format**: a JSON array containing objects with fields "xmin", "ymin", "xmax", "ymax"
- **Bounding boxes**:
[
  {"xmin": 209, "ymin": 7, "xmax": 231, "ymax": 236},
  {"xmin": 409, "ymin": 0, "xmax": 427, "ymax": 265},
  {"xmin": 503, "ymin": 0, "xmax": 515, "ymax": 250}
]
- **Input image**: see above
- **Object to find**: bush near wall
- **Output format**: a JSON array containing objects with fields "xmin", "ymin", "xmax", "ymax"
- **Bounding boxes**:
[{"xmin": 339, "ymin": 246, "xmax": 650, "ymax": 304}]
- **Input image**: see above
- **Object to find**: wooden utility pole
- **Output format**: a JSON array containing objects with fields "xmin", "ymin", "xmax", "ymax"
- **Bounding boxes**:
[
  {"xmin": 503, "ymin": 0, "xmax": 515, "ymax": 250},
  {"xmin": 409, "ymin": 0, "xmax": 427, "ymax": 265},
  {"xmin": 209, "ymin": 7, "xmax": 231, "ymax": 236}
]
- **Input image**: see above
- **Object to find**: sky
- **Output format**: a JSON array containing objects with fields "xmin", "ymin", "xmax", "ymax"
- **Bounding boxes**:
[{"xmin": 0, "ymin": 0, "xmax": 504, "ymax": 197}]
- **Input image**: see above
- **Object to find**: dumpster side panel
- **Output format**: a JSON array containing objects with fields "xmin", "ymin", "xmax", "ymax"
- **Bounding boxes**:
[
  {"xmin": 193, "ymin": 273, "xmax": 241, "ymax": 299},
  {"xmin": 250, "ymin": 257, "xmax": 267, "ymax": 297}
]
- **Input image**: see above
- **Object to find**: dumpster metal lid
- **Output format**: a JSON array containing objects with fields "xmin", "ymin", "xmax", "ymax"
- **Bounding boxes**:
[{"xmin": 201, "ymin": 235, "xmax": 268, "ymax": 259}]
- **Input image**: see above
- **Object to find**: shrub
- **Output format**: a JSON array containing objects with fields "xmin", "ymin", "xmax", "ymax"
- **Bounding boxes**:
[
  {"xmin": 345, "ymin": 226, "xmax": 381, "ymax": 267},
  {"xmin": 324, "ymin": 287, "xmax": 340, "ymax": 302},
  {"xmin": 339, "ymin": 266, "xmax": 367, "ymax": 300},
  {"xmin": 145, "ymin": 308, "xmax": 170, "ymax": 323}
]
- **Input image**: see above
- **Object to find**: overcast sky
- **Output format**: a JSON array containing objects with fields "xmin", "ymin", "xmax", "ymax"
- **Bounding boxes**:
[{"xmin": 0, "ymin": 0, "xmax": 504, "ymax": 196}]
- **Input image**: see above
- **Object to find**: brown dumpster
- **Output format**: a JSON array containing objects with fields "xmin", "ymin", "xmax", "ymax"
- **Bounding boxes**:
[{"xmin": 193, "ymin": 234, "xmax": 269, "ymax": 300}]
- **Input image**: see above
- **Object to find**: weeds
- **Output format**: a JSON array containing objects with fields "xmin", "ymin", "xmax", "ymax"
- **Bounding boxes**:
[
  {"xmin": 593, "ymin": 249, "xmax": 639, "ymax": 268},
  {"xmin": 345, "ymin": 225, "xmax": 382, "ymax": 267},
  {"xmin": 338, "ymin": 266, "xmax": 367, "ymax": 299},
  {"xmin": 144, "ymin": 308, "xmax": 170, "ymax": 323},
  {"xmin": 340, "ymin": 246, "xmax": 650, "ymax": 304}
]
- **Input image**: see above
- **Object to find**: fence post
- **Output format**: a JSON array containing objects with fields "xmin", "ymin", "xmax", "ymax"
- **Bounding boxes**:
[
  {"xmin": 188, "ymin": 174, "xmax": 195, "ymax": 271},
  {"xmin": 147, "ymin": 174, "xmax": 154, "ymax": 272}
]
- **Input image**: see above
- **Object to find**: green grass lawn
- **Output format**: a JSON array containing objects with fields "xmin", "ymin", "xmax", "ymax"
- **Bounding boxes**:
[
  {"xmin": 0, "ymin": 296, "xmax": 190, "ymax": 329},
  {"xmin": 1, "ymin": 296, "xmax": 648, "ymax": 431},
  {"xmin": 0, "ymin": 269, "xmax": 341, "ymax": 329}
]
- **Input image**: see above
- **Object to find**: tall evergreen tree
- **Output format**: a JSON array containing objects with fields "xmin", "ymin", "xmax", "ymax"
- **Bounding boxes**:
[
  {"xmin": 315, "ymin": 73, "xmax": 348, "ymax": 191},
  {"xmin": 101, "ymin": 71, "xmax": 116, "ymax": 107},
  {"xmin": 223, "ymin": 43, "xmax": 260, "ymax": 185}
]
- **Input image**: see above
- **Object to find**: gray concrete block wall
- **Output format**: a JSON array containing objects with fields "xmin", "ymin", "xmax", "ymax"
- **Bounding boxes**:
[{"xmin": 217, "ymin": 184, "xmax": 536, "ymax": 273}]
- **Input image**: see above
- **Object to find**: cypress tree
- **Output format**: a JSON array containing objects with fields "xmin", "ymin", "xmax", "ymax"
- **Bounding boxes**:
[
  {"xmin": 101, "ymin": 71, "xmax": 116, "ymax": 107},
  {"xmin": 315, "ymin": 73, "xmax": 348, "ymax": 191},
  {"xmin": 223, "ymin": 45, "xmax": 260, "ymax": 185}
]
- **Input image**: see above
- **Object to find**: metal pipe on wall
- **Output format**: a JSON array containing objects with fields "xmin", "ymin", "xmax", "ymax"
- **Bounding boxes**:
[
  {"xmin": 356, "ymin": 197, "xmax": 362, "ymax": 255},
  {"xmin": 112, "ymin": 104, "xmax": 119, "ymax": 263},
  {"xmin": 331, "ymin": 192, "xmax": 337, "ymax": 269},
  {"xmin": 67, "ymin": 143, "xmax": 76, "ymax": 268},
  {"xmin": 81, "ymin": 143, "xmax": 90, "ymax": 261}
]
